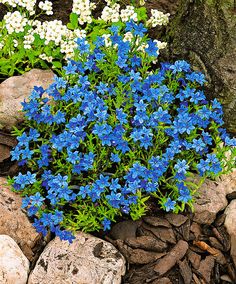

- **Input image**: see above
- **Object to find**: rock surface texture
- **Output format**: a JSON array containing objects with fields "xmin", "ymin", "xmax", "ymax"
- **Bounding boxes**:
[
  {"xmin": 224, "ymin": 199, "xmax": 236, "ymax": 268},
  {"xmin": 166, "ymin": 0, "xmax": 236, "ymax": 133},
  {"xmin": 193, "ymin": 170, "xmax": 236, "ymax": 224},
  {"xmin": 28, "ymin": 231, "xmax": 126, "ymax": 284},
  {"xmin": 0, "ymin": 69, "xmax": 54, "ymax": 131},
  {"xmin": 0, "ymin": 177, "xmax": 45, "ymax": 261},
  {"xmin": 0, "ymin": 234, "xmax": 29, "ymax": 284}
]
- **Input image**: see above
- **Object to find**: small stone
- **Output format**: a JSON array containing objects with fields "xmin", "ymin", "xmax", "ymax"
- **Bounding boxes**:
[
  {"xmin": 154, "ymin": 240, "xmax": 188, "ymax": 276},
  {"xmin": 28, "ymin": 232, "xmax": 126, "ymax": 284},
  {"xmin": 0, "ymin": 235, "xmax": 29, "ymax": 284},
  {"xmin": 165, "ymin": 213, "xmax": 188, "ymax": 227},
  {"xmin": 125, "ymin": 236, "xmax": 168, "ymax": 252},
  {"xmin": 198, "ymin": 255, "xmax": 215, "ymax": 283},
  {"xmin": 143, "ymin": 216, "xmax": 171, "ymax": 228},
  {"xmin": 110, "ymin": 220, "xmax": 141, "ymax": 240}
]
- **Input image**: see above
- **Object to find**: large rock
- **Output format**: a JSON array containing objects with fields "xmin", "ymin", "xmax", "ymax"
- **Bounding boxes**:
[
  {"xmin": 224, "ymin": 199, "xmax": 236, "ymax": 268},
  {"xmin": 193, "ymin": 170, "xmax": 236, "ymax": 224},
  {"xmin": 0, "ymin": 69, "xmax": 54, "ymax": 131},
  {"xmin": 0, "ymin": 131, "xmax": 17, "ymax": 165},
  {"xmin": 28, "ymin": 231, "xmax": 126, "ymax": 284},
  {"xmin": 0, "ymin": 235, "xmax": 29, "ymax": 284},
  {"xmin": 0, "ymin": 177, "xmax": 46, "ymax": 261},
  {"xmin": 166, "ymin": 0, "xmax": 236, "ymax": 133}
]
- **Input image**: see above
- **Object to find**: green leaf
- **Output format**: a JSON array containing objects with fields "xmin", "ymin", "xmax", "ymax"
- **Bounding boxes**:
[
  {"xmin": 52, "ymin": 61, "xmax": 62, "ymax": 68},
  {"xmin": 67, "ymin": 23, "xmax": 74, "ymax": 30},
  {"xmin": 70, "ymin": 13, "xmax": 78, "ymax": 26},
  {"xmin": 135, "ymin": 7, "xmax": 148, "ymax": 21}
]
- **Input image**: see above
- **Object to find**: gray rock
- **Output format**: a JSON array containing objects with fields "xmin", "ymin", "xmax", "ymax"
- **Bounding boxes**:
[
  {"xmin": 193, "ymin": 170, "xmax": 236, "ymax": 224},
  {"xmin": 224, "ymin": 199, "xmax": 236, "ymax": 268},
  {"xmin": 0, "ymin": 69, "xmax": 54, "ymax": 131},
  {"xmin": 110, "ymin": 220, "xmax": 141, "ymax": 240},
  {"xmin": 28, "ymin": 232, "xmax": 126, "ymax": 284},
  {"xmin": 0, "ymin": 235, "xmax": 29, "ymax": 284},
  {"xmin": 0, "ymin": 177, "xmax": 46, "ymax": 261}
]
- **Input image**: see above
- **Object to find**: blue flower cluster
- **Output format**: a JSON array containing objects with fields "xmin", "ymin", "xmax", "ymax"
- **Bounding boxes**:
[{"xmin": 10, "ymin": 21, "xmax": 236, "ymax": 241}]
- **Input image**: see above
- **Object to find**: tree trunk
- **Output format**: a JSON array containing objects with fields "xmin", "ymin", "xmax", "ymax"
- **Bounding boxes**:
[{"xmin": 161, "ymin": 0, "xmax": 236, "ymax": 134}]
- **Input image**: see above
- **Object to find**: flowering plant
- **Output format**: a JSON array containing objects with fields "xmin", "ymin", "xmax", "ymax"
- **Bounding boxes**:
[
  {"xmin": 0, "ymin": 0, "xmax": 169, "ymax": 77},
  {"xmin": 9, "ymin": 21, "xmax": 236, "ymax": 243}
]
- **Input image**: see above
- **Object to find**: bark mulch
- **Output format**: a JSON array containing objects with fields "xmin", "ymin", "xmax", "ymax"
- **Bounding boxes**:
[{"xmin": 105, "ymin": 211, "xmax": 236, "ymax": 284}]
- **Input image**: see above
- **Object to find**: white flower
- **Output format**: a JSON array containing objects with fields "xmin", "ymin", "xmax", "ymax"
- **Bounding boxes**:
[
  {"xmin": 3, "ymin": 11, "xmax": 28, "ymax": 34},
  {"xmin": 120, "ymin": 6, "xmax": 137, "ymax": 22},
  {"xmin": 39, "ymin": 53, "xmax": 53, "ymax": 62},
  {"xmin": 146, "ymin": 9, "xmax": 170, "ymax": 28},
  {"xmin": 123, "ymin": 32, "xmax": 134, "ymax": 42},
  {"xmin": 39, "ymin": 0, "xmax": 53, "ymax": 15}
]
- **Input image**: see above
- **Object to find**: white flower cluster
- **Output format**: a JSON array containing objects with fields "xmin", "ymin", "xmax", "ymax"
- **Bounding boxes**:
[
  {"xmin": 33, "ymin": 20, "xmax": 68, "ymax": 45},
  {"xmin": 0, "ymin": 0, "xmax": 37, "ymax": 15},
  {"xmin": 0, "ymin": 0, "xmax": 170, "ymax": 64},
  {"xmin": 72, "ymin": 0, "xmax": 96, "ymax": 25},
  {"xmin": 146, "ymin": 9, "xmax": 170, "ymax": 28},
  {"xmin": 101, "ymin": 3, "xmax": 120, "ymax": 23},
  {"xmin": 3, "ymin": 11, "xmax": 28, "ymax": 34},
  {"xmin": 38, "ymin": 0, "xmax": 53, "ymax": 16},
  {"xmin": 101, "ymin": 2, "xmax": 138, "ymax": 23},
  {"xmin": 120, "ymin": 6, "xmax": 137, "ymax": 22},
  {"xmin": 23, "ymin": 34, "xmax": 34, "ymax": 49}
]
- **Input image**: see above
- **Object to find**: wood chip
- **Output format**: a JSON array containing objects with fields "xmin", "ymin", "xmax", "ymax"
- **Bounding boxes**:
[
  {"xmin": 193, "ymin": 240, "xmax": 219, "ymax": 256},
  {"xmin": 125, "ymin": 236, "xmax": 168, "ymax": 252},
  {"xmin": 143, "ymin": 216, "xmax": 171, "ymax": 228},
  {"xmin": 165, "ymin": 213, "xmax": 188, "ymax": 227},
  {"xmin": 178, "ymin": 259, "xmax": 192, "ymax": 284},
  {"xmin": 198, "ymin": 255, "xmax": 215, "ymax": 283},
  {"xmin": 154, "ymin": 240, "xmax": 188, "ymax": 276},
  {"xmin": 187, "ymin": 249, "xmax": 201, "ymax": 270}
]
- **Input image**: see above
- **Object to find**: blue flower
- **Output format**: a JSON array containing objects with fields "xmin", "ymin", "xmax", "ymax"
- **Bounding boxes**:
[
  {"xmin": 102, "ymin": 218, "xmax": 111, "ymax": 231},
  {"xmin": 145, "ymin": 40, "xmax": 158, "ymax": 57},
  {"xmin": 133, "ymin": 23, "xmax": 147, "ymax": 37},
  {"xmin": 170, "ymin": 60, "xmax": 190, "ymax": 74},
  {"xmin": 76, "ymin": 38, "xmax": 90, "ymax": 54},
  {"xmin": 63, "ymin": 61, "xmax": 77, "ymax": 75},
  {"xmin": 197, "ymin": 159, "xmax": 210, "ymax": 176},
  {"xmin": 177, "ymin": 182, "xmax": 192, "ymax": 203},
  {"xmin": 192, "ymin": 138, "xmax": 206, "ymax": 152},
  {"xmin": 30, "ymin": 192, "xmax": 45, "ymax": 207},
  {"xmin": 111, "ymin": 153, "xmax": 120, "ymax": 163},
  {"xmin": 163, "ymin": 198, "xmax": 176, "ymax": 212},
  {"xmin": 174, "ymin": 159, "xmax": 189, "ymax": 174},
  {"xmin": 96, "ymin": 174, "xmax": 110, "ymax": 188},
  {"xmin": 106, "ymin": 192, "xmax": 122, "ymax": 208}
]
